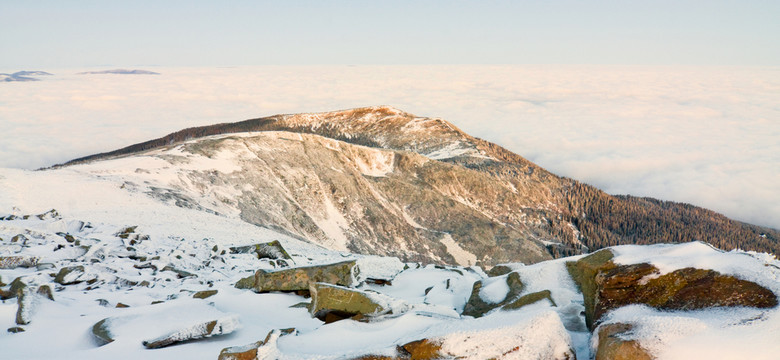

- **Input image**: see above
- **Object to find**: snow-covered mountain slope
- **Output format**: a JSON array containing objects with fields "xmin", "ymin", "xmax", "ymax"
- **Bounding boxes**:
[
  {"xmin": 60, "ymin": 106, "xmax": 780, "ymax": 261},
  {"xmin": 43, "ymin": 130, "xmax": 554, "ymax": 266}
]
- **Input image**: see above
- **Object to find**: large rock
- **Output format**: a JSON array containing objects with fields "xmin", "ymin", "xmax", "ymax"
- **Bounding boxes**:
[
  {"xmin": 462, "ymin": 272, "xmax": 524, "ymax": 317},
  {"xmin": 0, "ymin": 255, "xmax": 39, "ymax": 269},
  {"xmin": 253, "ymin": 260, "xmax": 357, "ymax": 293},
  {"xmin": 218, "ymin": 328, "xmax": 296, "ymax": 360},
  {"xmin": 565, "ymin": 249, "xmax": 616, "ymax": 329},
  {"xmin": 400, "ymin": 311, "xmax": 575, "ymax": 360},
  {"xmin": 142, "ymin": 315, "xmax": 240, "ymax": 349},
  {"xmin": 594, "ymin": 323, "xmax": 653, "ymax": 360},
  {"xmin": 567, "ymin": 249, "xmax": 778, "ymax": 330},
  {"xmin": 91, "ymin": 318, "xmax": 116, "ymax": 345},
  {"xmin": 309, "ymin": 283, "xmax": 393, "ymax": 322}
]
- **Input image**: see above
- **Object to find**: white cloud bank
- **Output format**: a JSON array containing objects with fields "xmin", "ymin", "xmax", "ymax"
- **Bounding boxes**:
[{"xmin": 0, "ymin": 65, "xmax": 778, "ymax": 230}]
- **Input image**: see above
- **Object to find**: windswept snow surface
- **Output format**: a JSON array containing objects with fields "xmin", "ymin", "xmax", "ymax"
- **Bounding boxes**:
[{"xmin": 1, "ymin": 161, "xmax": 779, "ymax": 359}]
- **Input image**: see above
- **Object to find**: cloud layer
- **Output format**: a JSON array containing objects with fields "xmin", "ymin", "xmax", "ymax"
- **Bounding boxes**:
[{"xmin": 1, "ymin": 66, "xmax": 778, "ymax": 229}]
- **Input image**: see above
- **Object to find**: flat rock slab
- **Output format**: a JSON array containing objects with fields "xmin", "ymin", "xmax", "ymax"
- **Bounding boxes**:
[
  {"xmin": 253, "ymin": 260, "xmax": 357, "ymax": 292},
  {"xmin": 89, "ymin": 299, "xmax": 239, "ymax": 348}
]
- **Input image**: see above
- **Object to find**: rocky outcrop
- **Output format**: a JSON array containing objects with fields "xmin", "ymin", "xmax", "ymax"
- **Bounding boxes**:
[
  {"xmin": 252, "ymin": 260, "xmax": 357, "ymax": 293},
  {"xmin": 567, "ymin": 249, "xmax": 778, "ymax": 330},
  {"xmin": 462, "ymin": 272, "xmax": 524, "ymax": 317},
  {"xmin": 309, "ymin": 283, "xmax": 393, "ymax": 322},
  {"xmin": 594, "ymin": 323, "xmax": 653, "ymax": 360}
]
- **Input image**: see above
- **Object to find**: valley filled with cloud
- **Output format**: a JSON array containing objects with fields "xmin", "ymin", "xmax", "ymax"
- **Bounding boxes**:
[{"xmin": 1, "ymin": 65, "xmax": 777, "ymax": 229}]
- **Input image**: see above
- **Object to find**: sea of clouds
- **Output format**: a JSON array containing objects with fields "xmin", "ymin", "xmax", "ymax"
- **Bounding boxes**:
[{"xmin": 0, "ymin": 65, "xmax": 778, "ymax": 229}]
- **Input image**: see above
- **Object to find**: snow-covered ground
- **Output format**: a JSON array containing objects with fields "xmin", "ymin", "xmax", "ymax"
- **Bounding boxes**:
[{"xmin": 1, "ymin": 153, "xmax": 779, "ymax": 359}]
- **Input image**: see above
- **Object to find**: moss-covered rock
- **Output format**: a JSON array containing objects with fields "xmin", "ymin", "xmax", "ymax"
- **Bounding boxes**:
[
  {"xmin": 565, "ymin": 249, "xmax": 617, "ymax": 329},
  {"xmin": 234, "ymin": 275, "xmax": 255, "ymax": 289},
  {"xmin": 309, "ymin": 283, "xmax": 391, "ymax": 322},
  {"xmin": 595, "ymin": 323, "xmax": 654, "ymax": 360},
  {"xmin": 568, "ymin": 249, "xmax": 778, "ymax": 330},
  {"xmin": 54, "ymin": 266, "xmax": 86, "ymax": 285},
  {"xmin": 593, "ymin": 265, "xmax": 777, "ymax": 327},
  {"xmin": 253, "ymin": 260, "xmax": 357, "ymax": 293},
  {"xmin": 462, "ymin": 272, "xmax": 524, "ymax": 317},
  {"xmin": 487, "ymin": 264, "xmax": 514, "ymax": 277},
  {"xmin": 502, "ymin": 289, "xmax": 556, "ymax": 311}
]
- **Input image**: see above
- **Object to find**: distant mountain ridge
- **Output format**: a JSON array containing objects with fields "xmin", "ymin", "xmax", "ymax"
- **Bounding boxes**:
[
  {"xmin": 57, "ymin": 106, "xmax": 780, "ymax": 263},
  {"xmin": 78, "ymin": 69, "xmax": 159, "ymax": 75},
  {"xmin": 0, "ymin": 70, "xmax": 52, "ymax": 82}
]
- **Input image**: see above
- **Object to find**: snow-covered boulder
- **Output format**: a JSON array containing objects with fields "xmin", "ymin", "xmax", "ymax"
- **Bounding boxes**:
[
  {"xmin": 566, "ymin": 244, "xmax": 778, "ymax": 330},
  {"xmin": 462, "ymin": 272, "xmax": 524, "ymax": 317},
  {"xmin": 252, "ymin": 260, "xmax": 358, "ymax": 293}
]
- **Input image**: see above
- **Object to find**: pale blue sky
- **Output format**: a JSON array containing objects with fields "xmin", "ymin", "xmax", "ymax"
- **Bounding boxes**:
[{"xmin": 2, "ymin": 0, "xmax": 779, "ymax": 68}]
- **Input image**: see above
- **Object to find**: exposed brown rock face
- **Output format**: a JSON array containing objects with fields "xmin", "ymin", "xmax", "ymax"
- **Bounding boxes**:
[
  {"xmin": 595, "ymin": 323, "xmax": 653, "ymax": 360},
  {"xmin": 567, "ymin": 249, "xmax": 778, "ymax": 330},
  {"xmin": 594, "ymin": 265, "xmax": 777, "ymax": 325}
]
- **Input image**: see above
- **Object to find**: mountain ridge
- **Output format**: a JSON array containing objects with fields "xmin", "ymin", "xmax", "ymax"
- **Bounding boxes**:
[{"xmin": 53, "ymin": 106, "xmax": 780, "ymax": 262}]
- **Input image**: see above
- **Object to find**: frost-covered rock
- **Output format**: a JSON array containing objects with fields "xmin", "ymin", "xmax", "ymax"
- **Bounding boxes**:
[
  {"xmin": 462, "ymin": 272, "xmax": 524, "ymax": 317},
  {"xmin": 15, "ymin": 285, "xmax": 54, "ymax": 325},
  {"xmin": 400, "ymin": 310, "xmax": 575, "ymax": 360},
  {"xmin": 0, "ymin": 255, "xmax": 39, "ymax": 269},
  {"xmin": 253, "ymin": 260, "xmax": 357, "ymax": 293},
  {"xmin": 54, "ymin": 265, "xmax": 87, "ymax": 285},
  {"xmin": 142, "ymin": 315, "xmax": 240, "ymax": 348}
]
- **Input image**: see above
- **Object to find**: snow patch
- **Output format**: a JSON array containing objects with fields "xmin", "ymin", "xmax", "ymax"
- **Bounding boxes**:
[{"xmin": 440, "ymin": 234, "xmax": 477, "ymax": 266}]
